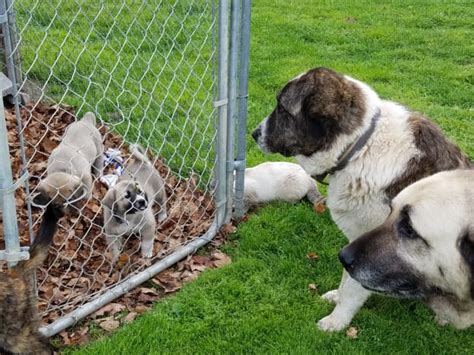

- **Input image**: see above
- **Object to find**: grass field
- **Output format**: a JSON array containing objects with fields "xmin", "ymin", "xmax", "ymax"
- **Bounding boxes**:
[{"xmin": 18, "ymin": 0, "xmax": 474, "ymax": 353}]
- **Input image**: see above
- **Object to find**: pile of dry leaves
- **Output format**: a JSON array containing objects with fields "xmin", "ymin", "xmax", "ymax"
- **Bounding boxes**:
[{"xmin": 1, "ymin": 102, "xmax": 235, "ymax": 346}]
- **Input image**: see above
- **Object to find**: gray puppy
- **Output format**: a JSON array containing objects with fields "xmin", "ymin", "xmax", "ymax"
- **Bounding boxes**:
[
  {"xmin": 103, "ymin": 144, "xmax": 167, "ymax": 262},
  {"xmin": 32, "ymin": 112, "xmax": 103, "ymax": 209}
]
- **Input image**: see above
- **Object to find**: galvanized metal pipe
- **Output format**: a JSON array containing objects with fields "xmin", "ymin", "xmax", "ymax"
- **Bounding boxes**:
[
  {"xmin": 216, "ymin": 0, "xmax": 230, "ymax": 226},
  {"xmin": 39, "ymin": 221, "xmax": 220, "ymax": 337},
  {"xmin": 0, "ymin": 84, "xmax": 21, "ymax": 267},
  {"xmin": 1, "ymin": 0, "xmax": 33, "ymax": 241},
  {"xmin": 232, "ymin": 0, "xmax": 251, "ymax": 220},
  {"xmin": 224, "ymin": 0, "xmax": 240, "ymax": 223}
]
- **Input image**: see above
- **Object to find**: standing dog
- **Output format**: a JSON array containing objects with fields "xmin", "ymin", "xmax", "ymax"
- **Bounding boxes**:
[
  {"xmin": 32, "ymin": 112, "xmax": 103, "ymax": 209},
  {"xmin": 0, "ymin": 203, "xmax": 63, "ymax": 354},
  {"xmin": 252, "ymin": 67, "xmax": 471, "ymax": 331},
  {"xmin": 340, "ymin": 169, "xmax": 474, "ymax": 329},
  {"xmin": 103, "ymin": 145, "xmax": 167, "ymax": 262},
  {"xmin": 243, "ymin": 162, "xmax": 324, "ymax": 210}
]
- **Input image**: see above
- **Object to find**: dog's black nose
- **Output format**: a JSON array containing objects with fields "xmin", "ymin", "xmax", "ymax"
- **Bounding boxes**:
[
  {"xmin": 136, "ymin": 198, "xmax": 147, "ymax": 209},
  {"xmin": 251, "ymin": 126, "xmax": 261, "ymax": 142},
  {"xmin": 339, "ymin": 247, "xmax": 355, "ymax": 271}
]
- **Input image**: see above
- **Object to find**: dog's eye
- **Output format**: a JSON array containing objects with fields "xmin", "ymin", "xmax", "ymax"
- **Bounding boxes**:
[
  {"xmin": 125, "ymin": 191, "xmax": 131, "ymax": 199},
  {"xmin": 397, "ymin": 214, "xmax": 419, "ymax": 240}
]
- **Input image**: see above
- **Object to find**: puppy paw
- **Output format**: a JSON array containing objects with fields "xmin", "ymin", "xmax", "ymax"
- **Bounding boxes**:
[
  {"xmin": 317, "ymin": 314, "xmax": 348, "ymax": 332},
  {"xmin": 141, "ymin": 248, "xmax": 154, "ymax": 259},
  {"xmin": 321, "ymin": 289, "xmax": 339, "ymax": 304},
  {"xmin": 158, "ymin": 212, "xmax": 168, "ymax": 223}
]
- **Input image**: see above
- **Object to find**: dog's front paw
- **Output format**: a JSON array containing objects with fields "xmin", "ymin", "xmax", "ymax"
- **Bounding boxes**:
[
  {"xmin": 317, "ymin": 314, "xmax": 348, "ymax": 332},
  {"xmin": 321, "ymin": 289, "xmax": 339, "ymax": 304},
  {"xmin": 435, "ymin": 314, "xmax": 449, "ymax": 327},
  {"xmin": 158, "ymin": 211, "xmax": 168, "ymax": 223}
]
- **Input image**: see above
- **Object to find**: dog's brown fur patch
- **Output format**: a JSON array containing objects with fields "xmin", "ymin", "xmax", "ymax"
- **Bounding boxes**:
[
  {"xmin": 385, "ymin": 114, "xmax": 472, "ymax": 199},
  {"xmin": 0, "ymin": 204, "xmax": 62, "ymax": 354}
]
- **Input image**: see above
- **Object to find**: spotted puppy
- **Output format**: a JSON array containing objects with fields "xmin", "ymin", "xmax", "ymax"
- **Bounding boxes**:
[
  {"xmin": 0, "ymin": 203, "xmax": 63, "ymax": 354},
  {"xmin": 252, "ymin": 67, "xmax": 471, "ymax": 331},
  {"xmin": 103, "ymin": 144, "xmax": 167, "ymax": 262},
  {"xmin": 243, "ymin": 162, "xmax": 324, "ymax": 211},
  {"xmin": 340, "ymin": 169, "xmax": 474, "ymax": 329},
  {"xmin": 32, "ymin": 112, "xmax": 103, "ymax": 210}
]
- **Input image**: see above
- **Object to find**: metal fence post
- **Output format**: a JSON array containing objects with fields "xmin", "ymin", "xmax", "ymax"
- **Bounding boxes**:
[
  {"xmin": 215, "ymin": 0, "xmax": 230, "ymax": 226},
  {"xmin": 0, "ymin": 0, "xmax": 33, "ymax": 242},
  {"xmin": 0, "ymin": 90, "xmax": 27, "ymax": 267},
  {"xmin": 233, "ymin": 0, "xmax": 251, "ymax": 220},
  {"xmin": 224, "ymin": 0, "xmax": 240, "ymax": 223}
]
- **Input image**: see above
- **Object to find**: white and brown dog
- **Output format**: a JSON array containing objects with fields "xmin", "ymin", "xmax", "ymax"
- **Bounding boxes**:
[
  {"xmin": 340, "ymin": 169, "xmax": 474, "ymax": 329},
  {"xmin": 252, "ymin": 67, "xmax": 471, "ymax": 331}
]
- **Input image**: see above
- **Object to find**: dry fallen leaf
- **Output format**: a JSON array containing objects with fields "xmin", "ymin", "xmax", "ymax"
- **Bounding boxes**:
[
  {"xmin": 211, "ymin": 250, "xmax": 231, "ymax": 268},
  {"xmin": 94, "ymin": 303, "xmax": 126, "ymax": 317},
  {"xmin": 308, "ymin": 283, "xmax": 318, "ymax": 291},
  {"xmin": 306, "ymin": 252, "xmax": 319, "ymax": 260},
  {"xmin": 314, "ymin": 202, "xmax": 326, "ymax": 214},
  {"xmin": 98, "ymin": 318, "xmax": 120, "ymax": 332},
  {"xmin": 221, "ymin": 223, "xmax": 237, "ymax": 234},
  {"xmin": 346, "ymin": 326, "xmax": 358, "ymax": 339},
  {"xmin": 123, "ymin": 312, "xmax": 138, "ymax": 324}
]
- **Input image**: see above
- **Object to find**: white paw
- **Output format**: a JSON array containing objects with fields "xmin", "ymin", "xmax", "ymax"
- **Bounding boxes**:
[
  {"xmin": 317, "ymin": 314, "xmax": 349, "ymax": 332},
  {"xmin": 435, "ymin": 315, "xmax": 449, "ymax": 327},
  {"xmin": 321, "ymin": 289, "xmax": 339, "ymax": 304},
  {"xmin": 158, "ymin": 211, "xmax": 168, "ymax": 223}
]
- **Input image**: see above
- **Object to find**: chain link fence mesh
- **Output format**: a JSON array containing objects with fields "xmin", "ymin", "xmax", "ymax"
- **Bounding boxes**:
[{"xmin": 2, "ymin": 0, "xmax": 220, "ymax": 327}]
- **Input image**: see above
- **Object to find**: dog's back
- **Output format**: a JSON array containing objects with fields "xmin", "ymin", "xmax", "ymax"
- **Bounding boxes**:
[
  {"xmin": 123, "ymin": 144, "xmax": 166, "ymax": 203},
  {"xmin": 0, "ymin": 204, "xmax": 63, "ymax": 354}
]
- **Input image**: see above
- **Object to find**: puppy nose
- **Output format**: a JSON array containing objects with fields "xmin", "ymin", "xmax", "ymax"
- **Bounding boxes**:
[
  {"xmin": 339, "ymin": 247, "xmax": 355, "ymax": 271},
  {"xmin": 251, "ymin": 126, "xmax": 261, "ymax": 142},
  {"xmin": 136, "ymin": 199, "xmax": 147, "ymax": 209}
]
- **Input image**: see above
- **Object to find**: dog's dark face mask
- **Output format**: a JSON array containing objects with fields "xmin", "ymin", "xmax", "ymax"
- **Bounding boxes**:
[
  {"xmin": 339, "ymin": 206, "xmax": 432, "ymax": 299},
  {"xmin": 251, "ymin": 67, "xmax": 366, "ymax": 157},
  {"xmin": 123, "ymin": 182, "xmax": 148, "ymax": 214}
]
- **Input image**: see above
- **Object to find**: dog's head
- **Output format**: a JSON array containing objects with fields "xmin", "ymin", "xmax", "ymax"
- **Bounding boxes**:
[
  {"xmin": 251, "ymin": 67, "xmax": 367, "ymax": 158},
  {"xmin": 339, "ymin": 170, "xmax": 474, "ymax": 301},
  {"xmin": 32, "ymin": 172, "xmax": 88, "ymax": 212},
  {"xmin": 103, "ymin": 180, "xmax": 149, "ymax": 217}
]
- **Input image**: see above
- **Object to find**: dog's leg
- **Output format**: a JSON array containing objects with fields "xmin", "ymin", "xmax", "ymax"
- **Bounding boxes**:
[
  {"xmin": 141, "ymin": 227, "xmax": 155, "ymax": 258},
  {"xmin": 92, "ymin": 153, "xmax": 105, "ymax": 177},
  {"xmin": 106, "ymin": 234, "xmax": 122, "ymax": 263},
  {"xmin": 321, "ymin": 270, "xmax": 349, "ymax": 304},
  {"xmin": 317, "ymin": 275, "xmax": 371, "ymax": 332},
  {"xmin": 306, "ymin": 181, "xmax": 325, "ymax": 205}
]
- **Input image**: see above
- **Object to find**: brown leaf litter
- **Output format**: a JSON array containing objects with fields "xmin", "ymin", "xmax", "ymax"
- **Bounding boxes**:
[{"xmin": 0, "ymin": 102, "xmax": 237, "ymax": 347}]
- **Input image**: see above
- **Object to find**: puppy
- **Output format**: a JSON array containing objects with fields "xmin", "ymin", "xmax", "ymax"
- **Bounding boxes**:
[
  {"xmin": 252, "ymin": 67, "xmax": 471, "ymax": 331},
  {"xmin": 0, "ymin": 203, "xmax": 63, "ymax": 354},
  {"xmin": 340, "ymin": 169, "xmax": 474, "ymax": 329},
  {"xmin": 103, "ymin": 144, "xmax": 167, "ymax": 262},
  {"xmin": 32, "ymin": 112, "xmax": 103, "ymax": 210},
  {"xmin": 243, "ymin": 162, "xmax": 324, "ymax": 210}
]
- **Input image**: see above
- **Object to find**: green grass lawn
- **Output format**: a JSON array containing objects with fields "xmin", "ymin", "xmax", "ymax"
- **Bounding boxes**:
[{"xmin": 17, "ymin": 0, "xmax": 474, "ymax": 353}]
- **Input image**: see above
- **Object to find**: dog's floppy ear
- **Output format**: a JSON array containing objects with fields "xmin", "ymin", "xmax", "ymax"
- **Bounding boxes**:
[
  {"xmin": 102, "ymin": 188, "xmax": 116, "ymax": 211},
  {"xmin": 31, "ymin": 192, "xmax": 51, "ymax": 207},
  {"xmin": 460, "ymin": 229, "xmax": 474, "ymax": 298}
]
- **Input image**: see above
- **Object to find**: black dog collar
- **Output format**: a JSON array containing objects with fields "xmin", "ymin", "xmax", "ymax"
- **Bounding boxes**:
[{"xmin": 315, "ymin": 108, "xmax": 381, "ymax": 184}]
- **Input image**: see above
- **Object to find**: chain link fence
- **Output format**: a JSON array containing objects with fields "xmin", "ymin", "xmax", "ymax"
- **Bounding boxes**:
[{"xmin": 0, "ymin": 0, "xmax": 250, "ymax": 337}]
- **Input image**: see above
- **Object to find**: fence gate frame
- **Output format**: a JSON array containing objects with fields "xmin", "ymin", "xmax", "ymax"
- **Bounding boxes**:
[{"xmin": 0, "ymin": 0, "xmax": 251, "ymax": 337}]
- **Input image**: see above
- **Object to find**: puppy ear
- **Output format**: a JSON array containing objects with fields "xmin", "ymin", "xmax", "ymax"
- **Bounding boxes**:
[
  {"xmin": 103, "ymin": 188, "xmax": 116, "ymax": 211},
  {"xmin": 460, "ymin": 229, "xmax": 474, "ymax": 298}
]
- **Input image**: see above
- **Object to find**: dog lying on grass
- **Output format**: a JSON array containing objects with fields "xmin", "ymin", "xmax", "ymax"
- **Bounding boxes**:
[
  {"xmin": 0, "ymin": 203, "xmax": 63, "ymax": 354},
  {"xmin": 243, "ymin": 162, "xmax": 325, "ymax": 211},
  {"xmin": 340, "ymin": 169, "xmax": 474, "ymax": 329}
]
